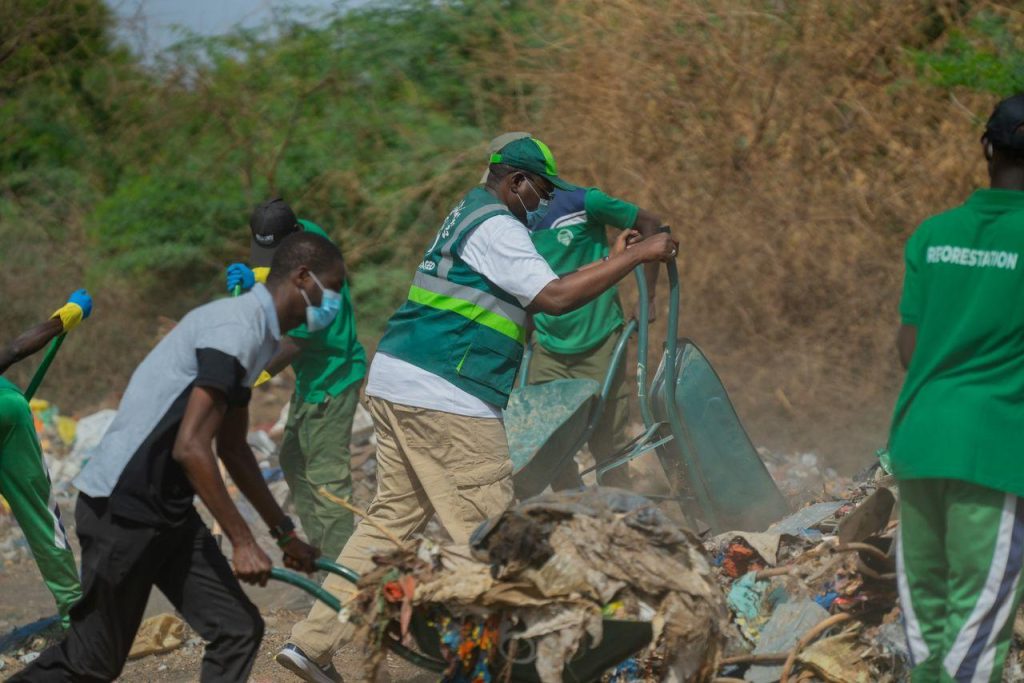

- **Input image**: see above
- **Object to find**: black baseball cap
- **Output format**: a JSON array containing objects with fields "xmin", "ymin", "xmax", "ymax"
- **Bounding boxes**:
[
  {"xmin": 984, "ymin": 94, "xmax": 1024, "ymax": 153},
  {"xmin": 249, "ymin": 198, "xmax": 301, "ymax": 266}
]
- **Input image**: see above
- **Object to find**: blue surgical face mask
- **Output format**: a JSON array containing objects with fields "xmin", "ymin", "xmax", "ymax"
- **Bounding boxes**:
[
  {"xmin": 518, "ymin": 177, "xmax": 550, "ymax": 229},
  {"xmin": 299, "ymin": 271, "xmax": 341, "ymax": 332}
]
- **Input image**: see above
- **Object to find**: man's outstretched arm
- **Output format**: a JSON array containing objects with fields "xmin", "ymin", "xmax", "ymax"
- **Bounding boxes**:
[
  {"xmin": 529, "ymin": 231, "xmax": 678, "ymax": 316},
  {"xmin": 0, "ymin": 289, "xmax": 93, "ymax": 375},
  {"xmin": 0, "ymin": 319, "xmax": 63, "ymax": 375}
]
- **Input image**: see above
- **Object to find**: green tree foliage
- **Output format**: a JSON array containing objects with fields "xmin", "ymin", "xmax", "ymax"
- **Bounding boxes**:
[
  {"xmin": 909, "ymin": 9, "xmax": 1024, "ymax": 95},
  {"xmin": 1, "ymin": 0, "xmax": 543, "ymax": 401},
  {"xmin": 3, "ymin": 0, "xmax": 543, "ymax": 315}
]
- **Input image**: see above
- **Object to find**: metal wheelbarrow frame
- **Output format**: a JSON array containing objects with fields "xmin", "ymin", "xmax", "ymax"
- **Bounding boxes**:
[
  {"xmin": 508, "ymin": 260, "xmax": 788, "ymax": 534},
  {"xmin": 270, "ymin": 559, "xmax": 653, "ymax": 682}
]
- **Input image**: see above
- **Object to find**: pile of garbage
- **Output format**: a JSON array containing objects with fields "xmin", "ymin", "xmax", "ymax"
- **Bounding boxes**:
[
  {"xmin": 707, "ymin": 466, "xmax": 909, "ymax": 682},
  {"xmin": 341, "ymin": 488, "xmax": 726, "ymax": 683},
  {"xmin": 758, "ymin": 448, "xmax": 854, "ymax": 507}
]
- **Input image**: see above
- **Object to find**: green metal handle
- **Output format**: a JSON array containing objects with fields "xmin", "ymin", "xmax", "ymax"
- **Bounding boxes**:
[
  {"xmin": 24, "ymin": 333, "xmax": 67, "ymax": 400},
  {"xmin": 270, "ymin": 568, "xmax": 342, "ymax": 611},
  {"xmin": 315, "ymin": 557, "xmax": 360, "ymax": 585},
  {"xmin": 267, "ymin": 560, "xmax": 359, "ymax": 611},
  {"xmin": 232, "ymin": 284, "xmax": 242, "ymax": 298}
]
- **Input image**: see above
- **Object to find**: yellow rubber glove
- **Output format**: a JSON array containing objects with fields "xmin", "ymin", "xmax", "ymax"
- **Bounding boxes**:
[
  {"xmin": 254, "ymin": 370, "xmax": 272, "ymax": 387},
  {"xmin": 50, "ymin": 303, "xmax": 84, "ymax": 332},
  {"xmin": 253, "ymin": 267, "xmax": 271, "ymax": 284},
  {"xmin": 50, "ymin": 289, "xmax": 92, "ymax": 332}
]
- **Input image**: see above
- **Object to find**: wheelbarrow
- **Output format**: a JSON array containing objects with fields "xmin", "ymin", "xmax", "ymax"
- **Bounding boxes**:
[
  {"xmin": 270, "ymin": 559, "xmax": 653, "ymax": 683},
  {"xmin": 504, "ymin": 259, "xmax": 789, "ymax": 534}
]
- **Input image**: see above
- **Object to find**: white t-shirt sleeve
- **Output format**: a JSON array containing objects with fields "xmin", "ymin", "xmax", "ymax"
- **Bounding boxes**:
[{"xmin": 460, "ymin": 215, "xmax": 558, "ymax": 307}]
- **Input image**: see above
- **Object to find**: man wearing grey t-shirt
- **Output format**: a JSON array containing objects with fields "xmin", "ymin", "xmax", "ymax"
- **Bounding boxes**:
[{"xmin": 14, "ymin": 233, "xmax": 343, "ymax": 683}]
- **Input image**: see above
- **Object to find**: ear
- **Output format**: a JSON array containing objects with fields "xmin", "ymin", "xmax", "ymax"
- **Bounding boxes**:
[
  {"xmin": 289, "ymin": 265, "xmax": 310, "ymax": 287},
  {"xmin": 509, "ymin": 172, "xmax": 525, "ymax": 194}
]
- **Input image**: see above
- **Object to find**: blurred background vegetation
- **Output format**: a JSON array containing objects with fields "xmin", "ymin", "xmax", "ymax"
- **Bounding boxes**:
[{"xmin": 2, "ymin": 0, "xmax": 1023, "ymax": 469}]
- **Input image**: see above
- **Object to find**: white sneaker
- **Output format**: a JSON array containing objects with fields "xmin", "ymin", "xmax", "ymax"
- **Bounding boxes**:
[{"xmin": 275, "ymin": 643, "xmax": 343, "ymax": 683}]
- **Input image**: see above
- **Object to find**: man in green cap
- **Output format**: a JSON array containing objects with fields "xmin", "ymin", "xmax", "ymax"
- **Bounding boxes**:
[
  {"xmin": 486, "ymin": 132, "xmax": 665, "ymax": 489},
  {"xmin": 0, "ymin": 290, "xmax": 91, "ymax": 629},
  {"xmin": 892, "ymin": 94, "xmax": 1024, "ymax": 682},
  {"xmin": 277, "ymin": 137, "xmax": 678, "ymax": 682},
  {"xmin": 224, "ymin": 198, "xmax": 366, "ymax": 563}
]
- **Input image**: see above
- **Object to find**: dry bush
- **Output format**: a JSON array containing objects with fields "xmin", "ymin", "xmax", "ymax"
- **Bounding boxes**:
[
  {"xmin": 492, "ymin": 0, "xmax": 1003, "ymax": 467},
  {"xmin": 6, "ymin": 0, "xmax": 1017, "ymax": 471}
]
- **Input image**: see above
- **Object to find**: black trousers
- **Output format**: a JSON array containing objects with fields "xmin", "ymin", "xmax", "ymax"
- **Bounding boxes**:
[{"xmin": 11, "ymin": 495, "xmax": 264, "ymax": 682}]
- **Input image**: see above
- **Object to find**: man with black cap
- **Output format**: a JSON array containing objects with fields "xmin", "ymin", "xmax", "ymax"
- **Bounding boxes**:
[
  {"xmin": 277, "ymin": 137, "xmax": 678, "ymax": 681},
  {"xmin": 891, "ymin": 93, "xmax": 1024, "ymax": 682},
  {"xmin": 225, "ymin": 199, "xmax": 366, "ymax": 564}
]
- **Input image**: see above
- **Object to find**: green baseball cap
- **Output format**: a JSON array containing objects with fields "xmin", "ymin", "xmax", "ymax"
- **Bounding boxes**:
[{"xmin": 489, "ymin": 137, "xmax": 576, "ymax": 191}]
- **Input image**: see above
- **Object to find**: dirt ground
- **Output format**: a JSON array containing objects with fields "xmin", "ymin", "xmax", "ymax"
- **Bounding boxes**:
[
  {"xmin": 0, "ymin": 382, "xmax": 434, "ymax": 682},
  {"xmin": 0, "ymin": 494, "xmax": 436, "ymax": 682}
]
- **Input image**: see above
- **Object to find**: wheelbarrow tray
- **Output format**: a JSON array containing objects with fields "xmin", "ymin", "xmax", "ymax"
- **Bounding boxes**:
[
  {"xmin": 650, "ymin": 339, "xmax": 789, "ymax": 532},
  {"xmin": 408, "ymin": 610, "xmax": 653, "ymax": 683},
  {"xmin": 505, "ymin": 378, "xmax": 600, "ymax": 499}
]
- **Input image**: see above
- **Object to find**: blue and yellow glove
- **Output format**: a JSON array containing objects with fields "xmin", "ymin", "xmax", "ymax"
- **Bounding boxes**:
[
  {"xmin": 226, "ymin": 263, "xmax": 256, "ymax": 293},
  {"xmin": 51, "ymin": 289, "xmax": 93, "ymax": 332}
]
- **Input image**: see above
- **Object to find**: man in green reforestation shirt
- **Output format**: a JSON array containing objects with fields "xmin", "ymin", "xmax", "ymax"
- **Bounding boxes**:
[
  {"xmin": 487, "ymin": 133, "xmax": 664, "ymax": 489},
  {"xmin": 890, "ymin": 94, "xmax": 1024, "ymax": 683},
  {"xmin": 225, "ymin": 198, "xmax": 366, "ymax": 562}
]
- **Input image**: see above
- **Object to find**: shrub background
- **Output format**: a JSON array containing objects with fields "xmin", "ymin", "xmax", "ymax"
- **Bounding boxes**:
[{"xmin": 3, "ymin": 0, "xmax": 1021, "ymax": 469}]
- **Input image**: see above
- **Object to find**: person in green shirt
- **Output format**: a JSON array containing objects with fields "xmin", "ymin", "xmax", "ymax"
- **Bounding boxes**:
[
  {"xmin": 0, "ymin": 290, "xmax": 91, "ymax": 628},
  {"xmin": 891, "ymin": 94, "xmax": 1024, "ymax": 683},
  {"xmin": 225, "ymin": 198, "xmax": 366, "ymax": 561},
  {"xmin": 486, "ymin": 133, "xmax": 664, "ymax": 489}
]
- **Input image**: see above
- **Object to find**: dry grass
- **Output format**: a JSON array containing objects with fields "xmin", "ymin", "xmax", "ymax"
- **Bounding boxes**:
[
  {"xmin": 5, "ymin": 0, "xmax": 1018, "ymax": 469},
  {"xmin": 485, "ymin": 0, "xmax": 1011, "ymax": 467}
]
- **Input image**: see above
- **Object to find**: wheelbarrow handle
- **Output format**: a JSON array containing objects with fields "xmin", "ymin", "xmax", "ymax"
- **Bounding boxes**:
[
  {"xmin": 267, "ymin": 560, "xmax": 359, "ymax": 608},
  {"xmin": 315, "ymin": 558, "xmax": 361, "ymax": 584},
  {"xmin": 269, "ymin": 568, "xmax": 342, "ymax": 611},
  {"xmin": 24, "ymin": 333, "xmax": 67, "ymax": 401}
]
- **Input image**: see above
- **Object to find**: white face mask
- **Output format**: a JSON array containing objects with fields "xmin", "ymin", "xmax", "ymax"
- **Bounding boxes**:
[{"xmin": 298, "ymin": 271, "xmax": 341, "ymax": 332}]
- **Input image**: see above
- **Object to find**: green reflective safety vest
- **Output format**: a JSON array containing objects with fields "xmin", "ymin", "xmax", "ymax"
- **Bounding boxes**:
[{"xmin": 376, "ymin": 187, "xmax": 527, "ymax": 408}]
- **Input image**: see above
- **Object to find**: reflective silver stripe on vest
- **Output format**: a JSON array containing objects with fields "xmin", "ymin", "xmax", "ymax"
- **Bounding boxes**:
[
  {"xmin": 412, "ymin": 271, "xmax": 527, "ymax": 326},
  {"xmin": 437, "ymin": 203, "xmax": 506, "ymax": 278}
]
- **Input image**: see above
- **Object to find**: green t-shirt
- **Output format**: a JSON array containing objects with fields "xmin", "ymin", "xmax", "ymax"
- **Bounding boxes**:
[
  {"xmin": 0, "ymin": 376, "xmax": 20, "ymax": 396},
  {"xmin": 890, "ymin": 189, "xmax": 1024, "ymax": 495},
  {"xmin": 287, "ymin": 220, "xmax": 367, "ymax": 403},
  {"xmin": 530, "ymin": 187, "xmax": 639, "ymax": 354}
]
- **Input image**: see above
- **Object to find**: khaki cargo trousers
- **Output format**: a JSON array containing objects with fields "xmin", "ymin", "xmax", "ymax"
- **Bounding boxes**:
[{"xmin": 289, "ymin": 396, "xmax": 514, "ymax": 662}]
